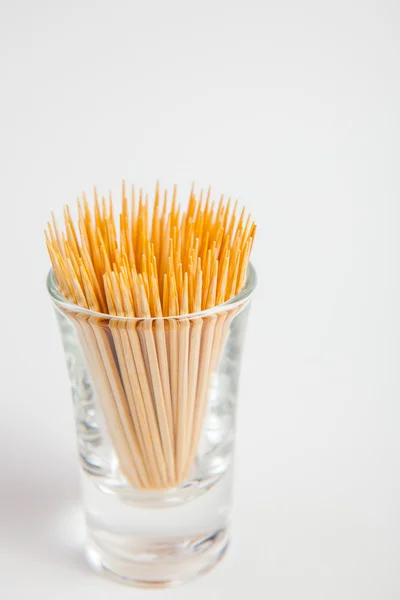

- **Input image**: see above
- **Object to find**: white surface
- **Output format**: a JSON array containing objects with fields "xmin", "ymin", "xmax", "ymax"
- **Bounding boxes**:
[{"xmin": 0, "ymin": 1, "xmax": 399, "ymax": 598}]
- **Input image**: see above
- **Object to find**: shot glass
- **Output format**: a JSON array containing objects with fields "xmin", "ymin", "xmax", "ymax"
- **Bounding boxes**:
[{"xmin": 47, "ymin": 263, "xmax": 256, "ymax": 587}]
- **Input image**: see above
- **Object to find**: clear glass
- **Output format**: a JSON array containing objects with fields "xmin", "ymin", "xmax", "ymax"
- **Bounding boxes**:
[{"xmin": 47, "ymin": 264, "xmax": 256, "ymax": 587}]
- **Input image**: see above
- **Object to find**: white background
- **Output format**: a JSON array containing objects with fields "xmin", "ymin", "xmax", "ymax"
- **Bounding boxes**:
[{"xmin": 0, "ymin": 1, "xmax": 399, "ymax": 598}]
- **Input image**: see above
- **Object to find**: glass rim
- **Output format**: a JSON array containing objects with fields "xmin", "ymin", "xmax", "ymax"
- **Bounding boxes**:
[{"xmin": 46, "ymin": 263, "xmax": 257, "ymax": 322}]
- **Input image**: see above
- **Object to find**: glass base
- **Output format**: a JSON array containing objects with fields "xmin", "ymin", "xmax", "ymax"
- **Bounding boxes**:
[
  {"xmin": 85, "ymin": 527, "xmax": 229, "ymax": 588},
  {"xmin": 81, "ymin": 463, "xmax": 233, "ymax": 587}
]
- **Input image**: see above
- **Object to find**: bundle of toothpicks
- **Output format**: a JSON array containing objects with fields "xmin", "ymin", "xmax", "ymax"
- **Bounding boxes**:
[{"xmin": 46, "ymin": 182, "xmax": 256, "ymax": 490}]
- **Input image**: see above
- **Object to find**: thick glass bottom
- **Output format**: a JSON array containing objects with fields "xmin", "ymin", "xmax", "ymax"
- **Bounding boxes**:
[
  {"xmin": 82, "ymin": 466, "xmax": 233, "ymax": 587},
  {"xmin": 86, "ymin": 528, "xmax": 229, "ymax": 588}
]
